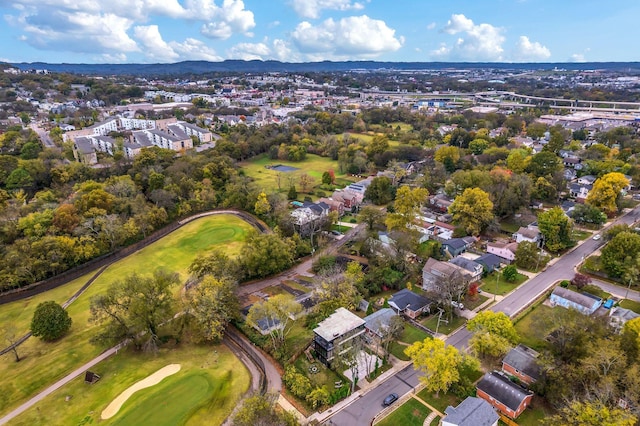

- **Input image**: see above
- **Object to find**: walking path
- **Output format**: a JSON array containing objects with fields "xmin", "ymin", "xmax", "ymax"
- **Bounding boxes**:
[{"xmin": 423, "ymin": 411, "xmax": 438, "ymax": 425}]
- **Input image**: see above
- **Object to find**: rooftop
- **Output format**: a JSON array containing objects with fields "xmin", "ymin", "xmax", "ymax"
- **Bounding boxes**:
[
  {"xmin": 444, "ymin": 396, "xmax": 500, "ymax": 426},
  {"xmin": 552, "ymin": 286, "xmax": 602, "ymax": 309},
  {"xmin": 503, "ymin": 344, "xmax": 541, "ymax": 381},
  {"xmin": 313, "ymin": 307, "xmax": 365, "ymax": 342},
  {"xmin": 388, "ymin": 288, "xmax": 432, "ymax": 311},
  {"xmin": 363, "ymin": 308, "xmax": 396, "ymax": 336},
  {"xmin": 477, "ymin": 371, "xmax": 532, "ymax": 412}
]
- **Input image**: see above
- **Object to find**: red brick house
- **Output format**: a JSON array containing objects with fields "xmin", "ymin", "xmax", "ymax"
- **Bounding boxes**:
[
  {"xmin": 476, "ymin": 371, "xmax": 533, "ymax": 419},
  {"xmin": 502, "ymin": 345, "xmax": 541, "ymax": 386}
]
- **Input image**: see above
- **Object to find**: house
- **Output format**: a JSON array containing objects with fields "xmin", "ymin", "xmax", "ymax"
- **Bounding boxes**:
[
  {"xmin": 422, "ymin": 258, "xmax": 465, "ymax": 292},
  {"xmin": 502, "ymin": 344, "xmax": 541, "ymax": 386},
  {"xmin": 561, "ymin": 200, "xmax": 576, "ymax": 216},
  {"xmin": 429, "ymin": 194, "xmax": 453, "ymax": 213},
  {"xmin": 449, "ymin": 256, "xmax": 483, "ymax": 283},
  {"xmin": 563, "ymin": 157, "xmax": 582, "ymax": 168},
  {"xmin": 388, "ymin": 289, "xmax": 433, "ymax": 319},
  {"xmin": 569, "ymin": 183, "xmax": 592, "ymax": 200},
  {"xmin": 578, "ymin": 175, "xmax": 597, "ymax": 186},
  {"xmin": 549, "ymin": 286, "xmax": 603, "ymax": 315},
  {"xmin": 486, "ymin": 241, "xmax": 518, "ymax": 262},
  {"xmin": 563, "ymin": 168, "xmax": 577, "ymax": 181},
  {"xmin": 313, "ymin": 307, "xmax": 366, "ymax": 366},
  {"xmin": 476, "ymin": 371, "xmax": 534, "ymax": 419},
  {"xmin": 442, "ymin": 237, "xmax": 475, "ymax": 258},
  {"xmin": 609, "ymin": 307, "xmax": 640, "ymax": 333},
  {"xmin": 475, "ymin": 253, "xmax": 503, "ymax": 273},
  {"xmin": 363, "ymin": 308, "xmax": 397, "ymax": 341},
  {"xmin": 331, "ymin": 189, "xmax": 358, "ymax": 210},
  {"xmin": 443, "ymin": 397, "xmax": 499, "ymax": 426},
  {"xmin": 318, "ymin": 197, "xmax": 345, "ymax": 216},
  {"xmin": 513, "ymin": 225, "xmax": 543, "ymax": 248}
]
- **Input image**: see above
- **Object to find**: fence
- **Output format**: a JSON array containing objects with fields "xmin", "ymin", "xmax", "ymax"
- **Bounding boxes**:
[{"xmin": 225, "ymin": 327, "xmax": 268, "ymax": 395}]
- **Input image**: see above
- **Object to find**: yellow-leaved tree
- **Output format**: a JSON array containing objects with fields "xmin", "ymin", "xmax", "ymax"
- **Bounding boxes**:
[
  {"xmin": 448, "ymin": 187, "xmax": 494, "ymax": 236},
  {"xmin": 586, "ymin": 172, "xmax": 629, "ymax": 216}
]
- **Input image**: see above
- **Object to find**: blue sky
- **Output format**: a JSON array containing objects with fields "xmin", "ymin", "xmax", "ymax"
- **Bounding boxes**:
[{"xmin": 0, "ymin": 0, "xmax": 638, "ymax": 64}]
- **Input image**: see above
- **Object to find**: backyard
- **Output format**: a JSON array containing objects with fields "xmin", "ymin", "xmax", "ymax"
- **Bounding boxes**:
[
  {"xmin": 0, "ymin": 214, "xmax": 254, "ymax": 416},
  {"xmin": 388, "ymin": 323, "xmax": 432, "ymax": 361},
  {"xmin": 513, "ymin": 304, "xmax": 555, "ymax": 351},
  {"xmin": 10, "ymin": 343, "xmax": 250, "ymax": 426}
]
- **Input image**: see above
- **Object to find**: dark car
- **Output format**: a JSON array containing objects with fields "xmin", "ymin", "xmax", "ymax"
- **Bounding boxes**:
[{"xmin": 382, "ymin": 393, "xmax": 398, "ymax": 406}]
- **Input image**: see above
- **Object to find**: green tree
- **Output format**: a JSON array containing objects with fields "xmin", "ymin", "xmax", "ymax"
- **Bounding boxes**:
[
  {"xmin": 544, "ymin": 400, "xmax": 636, "ymax": 426},
  {"xmin": 601, "ymin": 231, "xmax": 640, "ymax": 278},
  {"xmin": 532, "ymin": 176, "xmax": 557, "ymax": 201},
  {"xmin": 469, "ymin": 138, "xmax": 489, "ymax": 155},
  {"xmin": 30, "ymin": 301, "xmax": 72, "ymax": 342},
  {"xmin": 586, "ymin": 172, "xmax": 630, "ymax": 216},
  {"xmin": 238, "ymin": 231, "xmax": 295, "ymax": 279},
  {"xmin": 189, "ymin": 249, "xmax": 239, "ymax": 281},
  {"xmin": 246, "ymin": 294, "xmax": 302, "ymax": 348},
  {"xmin": 358, "ymin": 205, "xmax": 386, "ymax": 230},
  {"xmin": 538, "ymin": 207, "xmax": 574, "ymax": 253},
  {"xmin": 283, "ymin": 366, "xmax": 312, "ymax": 398},
  {"xmin": 404, "ymin": 338, "xmax": 462, "ymax": 396},
  {"xmin": 89, "ymin": 270, "xmax": 179, "ymax": 352},
  {"xmin": 435, "ymin": 145, "xmax": 461, "ymax": 171},
  {"xmin": 233, "ymin": 393, "xmax": 299, "ymax": 426},
  {"xmin": 385, "ymin": 185, "xmax": 429, "ymax": 231},
  {"xmin": 182, "ymin": 276, "xmax": 238, "ymax": 343},
  {"xmin": 570, "ymin": 203, "xmax": 606, "ymax": 226},
  {"xmin": 526, "ymin": 151, "xmax": 562, "ymax": 178},
  {"xmin": 514, "ymin": 241, "xmax": 543, "ymax": 270},
  {"xmin": 306, "ymin": 386, "xmax": 331, "ymax": 409},
  {"xmin": 506, "ymin": 149, "xmax": 530, "ymax": 173},
  {"xmin": 364, "ymin": 176, "xmax": 394, "ymax": 205},
  {"xmin": 448, "ymin": 187, "xmax": 494, "ymax": 236},
  {"xmin": 322, "ymin": 171, "xmax": 332, "ymax": 186},
  {"xmin": 502, "ymin": 265, "xmax": 518, "ymax": 282},
  {"xmin": 287, "ymin": 185, "xmax": 297, "ymax": 200}
]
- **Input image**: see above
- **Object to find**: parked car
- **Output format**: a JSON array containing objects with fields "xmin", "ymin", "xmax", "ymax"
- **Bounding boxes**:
[
  {"xmin": 593, "ymin": 234, "xmax": 601, "ymax": 241},
  {"xmin": 382, "ymin": 393, "xmax": 398, "ymax": 406},
  {"xmin": 451, "ymin": 301, "xmax": 465, "ymax": 310}
]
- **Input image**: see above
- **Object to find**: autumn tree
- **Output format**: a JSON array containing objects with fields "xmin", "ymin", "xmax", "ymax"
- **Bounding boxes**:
[
  {"xmin": 188, "ymin": 249, "xmax": 240, "ymax": 282},
  {"xmin": 526, "ymin": 151, "xmax": 562, "ymax": 178},
  {"xmin": 544, "ymin": 400, "xmax": 636, "ymax": 426},
  {"xmin": 538, "ymin": 206, "xmax": 574, "ymax": 253},
  {"xmin": 254, "ymin": 191, "xmax": 271, "ymax": 216},
  {"xmin": 601, "ymin": 231, "xmax": 640, "ymax": 278},
  {"xmin": 571, "ymin": 273, "xmax": 591, "ymax": 290},
  {"xmin": 514, "ymin": 241, "xmax": 544, "ymax": 270},
  {"xmin": 89, "ymin": 270, "xmax": 179, "ymax": 352},
  {"xmin": 405, "ymin": 338, "xmax": 477, "ymax": 396},
  {"xmin": 238, "ymin": 231, "xmax": 295, "ymax": 280},
  {"xmin": 298, "ymin": 173, "xmax": 315, "ymax": 193},
  {"xmin": 364, "ymin": 176, "xmax": 394, "ymax": 205},
  {"xmin": 30, "ymin": 301, "xmax": 72, "ymax": 342},
  {"xmin": 233, "ymin": 393, "xmax": 299, "ymax": 426},
  {"xmin": 586, "ymin": 172, "xmax": 630, "ymax": 216},
  {"xmin": 466, "ymin": 311, "xmax": 518, "ymax": 359},
  {"xmin": 385, "ymin": 185, "xmax": 429, "ymax": 231},
  {"xmin": 182, "ymin": 276, "xmax": 238, "ymax": 343},
  {"xmin": 448, "ymin": 187, "xmax": 494, "ymax": 236},
  {"xmin": 469, "ymin": 138, "xmax": 489, "ymax": 155}
]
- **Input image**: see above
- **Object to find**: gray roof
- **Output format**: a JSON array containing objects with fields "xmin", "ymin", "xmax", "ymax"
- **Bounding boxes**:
[
  {"xmin": 475, "ymin": 253, "xmax": 503, "ymax": 270},
  {"xmin": 552, "ymin": 286, "xmax": 602, "ymax": 310},
  {"xmin": 449, "ymin": 256, "xmax": 481, "ymax": 273},
  {"xmin": 610, "ymin": 307, "xmax": 640, "ymax": 322},
  {"xmin": 444, "ymin": 397, "xmax": 499, "ymax": 426},
  {"xmin": 167, "ymin": 124, "xmax": 189, "ymax": 140},
  {"xmin": 476, "ymin": 371, "xmax": 533, "ymax": 412},
  {"xmin": 74, "ymin": 137, "xmax": 95, "ymax": 154},
  {"xmin": 363, "ymin": 308, "xmax": 397, "ymax": 337},
  {"xmin": 313, "ymin": 307, "xmax": 365, "ymax": 342},
  {"xmin": 503, "ymin": 345, "xmax": 541, "ymax": 381},
  {"xmin": 388, "ymin": 289, "xmax": 432, "ymax": 312},
  {"xmin": 443, "ymin": 238, "xmax": 469, "ymax": 251}
]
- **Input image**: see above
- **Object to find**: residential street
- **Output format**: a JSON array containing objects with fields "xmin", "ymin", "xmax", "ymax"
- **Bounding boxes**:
[{"xmin": 329, "ymin": 205, "xmax": 640, "ymax": 425}]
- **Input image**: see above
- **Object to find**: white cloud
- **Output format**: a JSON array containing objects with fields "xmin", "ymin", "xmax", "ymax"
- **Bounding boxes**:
[
  {"xmin": 434, "ymin": 14, "xmax": 505, "ymax": 61},
  {"xmin": 290, "ymin": 0, "xmax": 365, "ymax": 19},
  {"xmin": 133, "ymin": 25, "xmax": 179, "ymax": 62},
  {"xmin": 427, "ymin": 22, "xmax": 436, "ymax": 30},
  {"xmin": 197, "ymin": 0, "xmax": 255, "ymax": 39},
  {"xmin": 227, "ymin": 42, "xmax": 271, "ymax": 60},
  {"xmin": 169, "ymin": 38, "xmax": 222, "ymax": 61},
  {"xmin": 513, "ymin": 36, "xmax": 551, "ymax": 61},
  {"xmin": 570, "ymin": 53, "xmax": 586, "ymax": 62},
  {"xmin": 291, "ymin": 15, "xmax": 402, "ymax": 60},
  {"xmin": 96, "ymin": 53, "xmax": 128, "ymax": 63}
]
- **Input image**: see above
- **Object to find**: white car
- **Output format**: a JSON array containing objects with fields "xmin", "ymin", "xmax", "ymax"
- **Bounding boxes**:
[{"xmin": 593, "ymin": 234, "xmax": 601, "ymax": 241}]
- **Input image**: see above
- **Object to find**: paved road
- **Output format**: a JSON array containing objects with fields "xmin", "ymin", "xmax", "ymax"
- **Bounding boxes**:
[
  {"xmin": 329, "ymin": 364, "xmax": 421, "ymax": 426},
  {"xmin": 591, "ymin": 277, "xmax": 640, "ymax": 302},
  {"xmin": 330, "ymin": 206, "xmax": 640, "ymax": 425},
  {"xmin": 29, "ymin": 123, "xmax": 55, "ymax": 148}
]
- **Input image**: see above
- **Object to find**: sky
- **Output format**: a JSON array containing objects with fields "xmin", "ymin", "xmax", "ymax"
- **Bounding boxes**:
[{"xmin": 0, "ymin": 0, "xmax": 639, "ymax": 64}]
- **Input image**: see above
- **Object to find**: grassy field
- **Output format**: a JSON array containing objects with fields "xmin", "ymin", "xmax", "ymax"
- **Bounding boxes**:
[
  {"xmin": 480, "ymin": 272, "xmax": 528, "ymax": 296},
  {"xmin": 464, "ymin": 294, "xmax": 490, "ymax": 311},
  {"xmin": 417, "ymin": 388, "xmax": 461, "ymax": 414},
  {"xmin": 378, "ymin": 398, "xmax": 431, "ymax": 426},
  {"xmin": 239, "ymin": 154, "xmax": 354, "ymax": 196},
  {"xmin": 11, "ymin": 344, "xmax": 250, "ymax": 426},
  {"xmin": 514, "ymin": 304, "xmax": 554, "ymax": 351},
  {"xmin": 0, "ymin": 214, "xmax": 253, "ymax": 416},
  {"xmin": 389, "ymin": 323, "xmax": 432, "ymax": 361},
  {"xmin": 619, "ymin": 299, "xmax": 640, "ymax": 313}
]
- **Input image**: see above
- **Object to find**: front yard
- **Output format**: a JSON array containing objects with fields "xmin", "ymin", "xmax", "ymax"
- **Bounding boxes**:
[
  {"xmin": 421, "ymin": 314, "xmax": 466, "ymax": 335},
  {"xmin": 377, "ymin": 398, "xmax": 431, "ymax": 426},
  {"xmin": 388, "ymin": 323, "xmax": 432, "ymax": 361},
  {"xmin": 480, "ymin": 271, "xmax": 528, "ymax": 296},
  {"xmin": 513, "ymin": 304, "xmax": 555, "ymax": 351}
]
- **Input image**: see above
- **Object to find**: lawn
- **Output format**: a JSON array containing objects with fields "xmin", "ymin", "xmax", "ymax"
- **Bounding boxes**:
[
  {"xmin": 619, "ymin": 299, "xmax": 640, "ymax": 313},
  {"xmin": 480, "ymin": 272, "xmax": 528, "ymax": 296},
  {"xmin": 10, "ymin": 343, "xmax": 250, "ymax": 426},
  {"xmin": 417, "ymin": 389, "xmax": 462, "ymax": 414},
  {"xmin": 572, "ymin": 229, "xmax": 592, "ymax": 241},
  {"xmin": 0, "ymin": 214, "xmax": 253, "ymax": 416},
  {"xmin": 388, "ymin": 323, "xmax": 432, "ymax": 361},
  {"xmin": 464, "ymin": 294, "xmax": 489, "ymax": 311},
  {"xmin": 389, "ymin": 342, "xmax": 411, "ymax": 361},
  {"xmin": 421, "ymin": 315, "xmax": 466, "ymax": 335},
  {"xmin": 378, "ymin": 398, "xmax": 431, "ymax": 426},
  {"xmin": 239, "ymin": 154, "xmax": 354, "ymax": 197},
  {"xmin": 514, "ymin": 304, "xmax": 555, "ymax": 351},
  {"xmin": 516, "ymin": 405, "xmax": 551, "ymax": 426}
]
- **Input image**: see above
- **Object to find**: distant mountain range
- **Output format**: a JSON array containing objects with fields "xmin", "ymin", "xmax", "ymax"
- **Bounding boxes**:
[{"xmin": 8, "ymin": 60, "xmax": 640, "ymax": 76}]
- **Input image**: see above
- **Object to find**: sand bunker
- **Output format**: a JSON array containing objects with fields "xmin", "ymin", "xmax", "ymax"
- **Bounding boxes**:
[{"xmin": 101, "ymin": 364, "xmax": 181, "ymax": 419}]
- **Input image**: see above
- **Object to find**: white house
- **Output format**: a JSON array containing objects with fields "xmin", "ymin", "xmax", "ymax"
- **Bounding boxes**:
[{"xmin": 487, "ymin": 241, "xmax": 518, "ymax": 262}]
